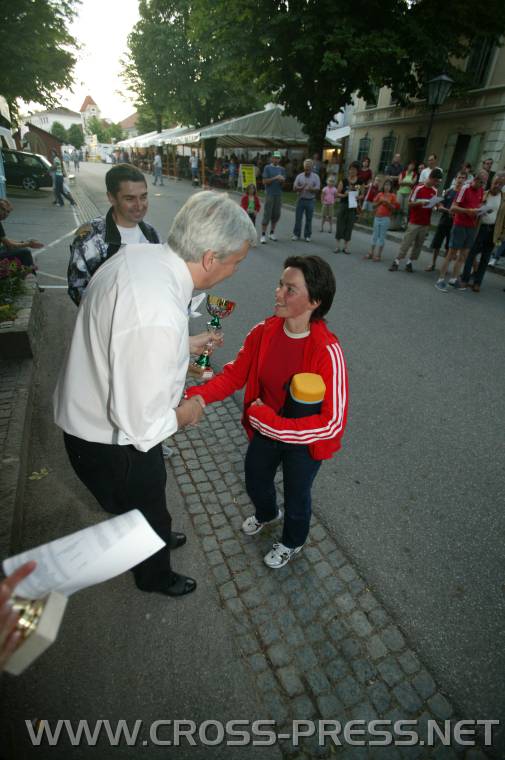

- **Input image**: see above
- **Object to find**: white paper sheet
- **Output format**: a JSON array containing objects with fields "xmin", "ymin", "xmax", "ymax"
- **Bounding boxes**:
[
  {"xmin": 423, "ymin": 195, "xmax": 443, "ymax": 209},
  {"xmin": 476, "ymin": 204, "xmax": 494, "ymax": 217},
  {"xmin": 348, "ymin": 191, "xmax": 358, "ymax": 208},
  {"xmin": 2, "ymin": 510, "xmax": 165, "ymax": 598}
]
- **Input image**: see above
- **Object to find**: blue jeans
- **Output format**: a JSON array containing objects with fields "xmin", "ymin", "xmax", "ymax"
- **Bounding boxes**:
[
  {"xmin": 372, "ymin": 216, "xmax": 390, "ymax": 246},
  {"xmin": 293, "ymin": 198, "xmax": 315, "ymax": 239},
  {"xmin": 54, "ymin": 174, "xmax": 64, "ymax": 206},
  {"xmin": 245, "ymin": 432, "xmax": 321, "ymax": 548}
]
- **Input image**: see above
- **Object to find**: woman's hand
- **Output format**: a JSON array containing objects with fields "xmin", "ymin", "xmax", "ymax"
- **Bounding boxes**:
[
  {"xmin": 0, "ymin": 561, "xmax": 37, "ymax": 671},
  {"xmin": 251, "ymin": 398, "xmax": 265, "ymax": 407}
]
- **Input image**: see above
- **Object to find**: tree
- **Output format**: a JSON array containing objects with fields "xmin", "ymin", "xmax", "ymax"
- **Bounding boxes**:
[
  {"xmin": 122, "ymin": 0, "xmax": 265, "ymax": 131},
  {"xmin": 190, "ymin": 0, "xmax": 505, "ymax": 154},
  {"xmin": 85, "ymin": 116, "xmax": 108, "ymax": 143},
  {"xmin": 0, "ymin": 0, "xmax": 78, "ymax": 117},
  {"xmin": 107, "ymin": 123, "xmax": 124, "ymax": 143},
  {"xmin": 51, "ymin": 121, "xmax": 68, "ymax": 143},
  {"xmin": 67, "ymin": 124, "xmax": 84, "ymax": 149}
]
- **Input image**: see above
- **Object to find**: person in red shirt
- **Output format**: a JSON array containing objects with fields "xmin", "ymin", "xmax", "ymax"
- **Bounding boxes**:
[
  {"xmin": 435, "ymin": 170, "xmax": 487, "ymax": 291},
  {"xmin": 388, "ymin": 169, "xmax": 443, "ymax": 272},
  {"xmin": 186, "ymin": 256, "xmax": 348, "ymax": 570}
]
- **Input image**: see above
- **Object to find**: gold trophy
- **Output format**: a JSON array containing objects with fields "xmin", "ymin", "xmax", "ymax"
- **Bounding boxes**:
[
  {"xmin": 5, "ymin": 593, "xmax": 67, "ymax": 675},
  {"xmin": 188, "ymin": 295, "xmax": 236, "ymax": 379}
]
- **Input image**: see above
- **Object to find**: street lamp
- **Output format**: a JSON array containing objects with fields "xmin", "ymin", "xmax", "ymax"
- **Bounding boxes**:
[{"xmin": 425, "ymin": 73, "xmax": 454, "ymax": 154}]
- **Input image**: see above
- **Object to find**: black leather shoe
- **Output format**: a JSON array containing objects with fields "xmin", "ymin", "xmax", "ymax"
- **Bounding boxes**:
[
  {"xmin": 136, "ymin": 572, "xmax": 197, "ymax": 597},
  {"xmin": 169, "ymin": 531, "xmax": 187, "ymax": 550}
]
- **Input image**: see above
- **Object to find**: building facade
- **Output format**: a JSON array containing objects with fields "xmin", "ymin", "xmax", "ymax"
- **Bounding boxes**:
[
  {"xmin": 348, "ymin": 42, "xmax": 505, "ymax": 183},
  {"xmin": 25, "ymin": 106, "xmax": 82, "ymax": 133}
]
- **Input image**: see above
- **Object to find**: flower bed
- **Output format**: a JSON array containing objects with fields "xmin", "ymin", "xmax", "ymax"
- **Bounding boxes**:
[
  {"xmin": 0, "ymin": 257, "xmax": 41, "ymax": 358},
  {"xmin": 0, "ymin": 257, "xmax": 35, "ymax": 322}
]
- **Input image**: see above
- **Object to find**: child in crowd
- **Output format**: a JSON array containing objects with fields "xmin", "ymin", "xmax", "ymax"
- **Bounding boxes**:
[
  {"xmin": 320, "ymin": 176, "xmax": 337, "ymax": 233},
  {"xmin": 240, "ymin": 183, "xmax": 261, "ymax": 226},
  {"xmin": 364, "ymin": 179, "xmax": 399, "ymax": 261}
]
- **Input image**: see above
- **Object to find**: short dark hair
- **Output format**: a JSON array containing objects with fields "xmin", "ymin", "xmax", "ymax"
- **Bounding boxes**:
[
  {"xmin": 283, "ymin": 255, "xmax": 336, "ymax": 321},
  {"xmin": 105, "ymin": 163, "xmax": 146, "ymax": 196},
  {"xmin": 430, "ymin": 168, "xmax": 443, "ymax": 180}
]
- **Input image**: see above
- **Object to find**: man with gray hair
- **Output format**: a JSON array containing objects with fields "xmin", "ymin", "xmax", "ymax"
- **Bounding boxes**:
[
  {"xmin": 291, "ymin": 159, "xmax": 321, "ymax": 242},
  {"xmin": 54, "ymin": 191, "xmax": 256, "ymax": 598}
]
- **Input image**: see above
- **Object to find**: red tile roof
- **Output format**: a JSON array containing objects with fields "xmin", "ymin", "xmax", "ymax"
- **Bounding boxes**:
[
  {"xmin": 119, "ymin": 112, "xmax": 138, "ymax": 129},
  {"xmin": 79, "ymin": 95, "xmax": 98, "ymax": 112}
]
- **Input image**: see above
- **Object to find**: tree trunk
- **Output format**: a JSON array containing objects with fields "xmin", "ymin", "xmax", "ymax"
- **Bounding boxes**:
[{"xmin": 156, "ymin": 112, "xmax": 163, "ymax": 132}]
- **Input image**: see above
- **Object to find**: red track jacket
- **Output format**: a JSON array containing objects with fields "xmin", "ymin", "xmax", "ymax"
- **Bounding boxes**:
[{"xmin": 186, "ymin": 316, "xmax": 348, "ymax": 460}]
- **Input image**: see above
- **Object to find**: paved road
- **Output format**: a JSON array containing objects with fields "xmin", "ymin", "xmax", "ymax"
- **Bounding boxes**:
[{"xmin": 13, "ymin": 164, "xmax": 505, "ymax": 752}]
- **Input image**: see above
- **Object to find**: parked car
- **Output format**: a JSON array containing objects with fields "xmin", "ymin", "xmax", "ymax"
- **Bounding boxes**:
[{"xmin": 1, "ymin": 148, "xmax": 53, "ymax": 191}]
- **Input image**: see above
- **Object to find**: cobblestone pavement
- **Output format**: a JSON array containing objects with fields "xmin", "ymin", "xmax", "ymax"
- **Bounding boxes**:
[
  {"xmin": 168, "ymin": 389, "xmax": 491, "ymax": 760},
  {"xmin": 0, "ymin": 360, "xmax": 23, "ymax": 454}
]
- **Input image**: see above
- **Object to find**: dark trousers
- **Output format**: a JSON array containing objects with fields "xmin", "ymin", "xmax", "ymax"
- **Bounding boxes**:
[
  {"xmin": 336, "ymin": 205, "xmax": 357, "ymax": 242},
  {"xmin": 54, "ymin": 175, "xmax": 64, "ymax": 206},
  {"xmin": 431, "ymin": 218, "xmax": 453, "ymax": 251},
  {"xmin": 63, "ymin": 433, "xmax": 173, "ymax": 589},
  {"xmin": 461, "ymin": 224, "xmax": 495, "ymax": 286},
  {"xmin": 293, "ymin": 198, "xmax": 315, "ymax": 238},
  {"xmin": 245, "ymin": 433, "xmax": 321, "ymax": 548}
]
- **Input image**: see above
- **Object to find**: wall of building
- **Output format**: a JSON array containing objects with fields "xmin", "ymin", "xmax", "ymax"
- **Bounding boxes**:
[
  {"xmin": 348, "ymin": 44, "xmax": 505, "ymax": 182},
  {"xmin": 28, "ymin": 111, "xmax": 81, "ymax": 133}
]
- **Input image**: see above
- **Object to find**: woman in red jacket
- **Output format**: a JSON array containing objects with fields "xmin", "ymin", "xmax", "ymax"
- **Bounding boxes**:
[{"xmin": 186, "ymin": 255, "xmax": 348, "ymax": 569}]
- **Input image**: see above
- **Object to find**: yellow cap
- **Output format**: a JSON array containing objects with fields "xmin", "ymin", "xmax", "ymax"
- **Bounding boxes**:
[{"xmin": 290, "ymin": 373, "xmax": 326, "ymax": 404}]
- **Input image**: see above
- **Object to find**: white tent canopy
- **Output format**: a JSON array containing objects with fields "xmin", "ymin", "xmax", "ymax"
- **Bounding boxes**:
[{"xmin": 117, "ymin": 106, "xmax": 347, "ymax": 150}]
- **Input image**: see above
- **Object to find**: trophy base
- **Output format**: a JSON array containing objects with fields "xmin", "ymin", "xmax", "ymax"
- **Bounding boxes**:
[
  {"xmin": 187, "ymin": 362, "xmax": 214, "ymax": 380},
  {"xmin": 4, "ymin": 591, "xmax": 68, "ymax": 676}
]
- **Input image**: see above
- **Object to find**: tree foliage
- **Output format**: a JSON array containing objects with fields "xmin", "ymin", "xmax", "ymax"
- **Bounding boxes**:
[
  {"xmin": 0, "ymin": 0, "xmax": 78, "ymax": 115},
  {"xmin": 85, "ymin": 116, "xmax": 123, "ymax": 143},
  {"xmin": 67, "ymin": 123, "xmax": 84, "ymax": 149},
  {"xmin": 122, "ymin": 0, "xmax": 265, "ymax": 130},
  {"xmin": 190, "ymin": 0, "xmax": 505, "ymax": 152},
  {"xmin": 51, "ymin": 121, "xmax": 68, "ymax": 143}
]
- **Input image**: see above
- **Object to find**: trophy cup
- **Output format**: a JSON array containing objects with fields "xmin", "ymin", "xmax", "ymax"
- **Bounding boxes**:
[
  {"xmin": 188, "ymin": 295, "xmax": 236, "ymax": 379},
  {"xmin": 5, "ymin": 592, "xmax": 68, "ymax": 675}
]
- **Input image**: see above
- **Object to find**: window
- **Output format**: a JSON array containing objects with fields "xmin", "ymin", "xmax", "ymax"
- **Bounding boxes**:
[
  {"xmin": 19, "ymin": 154, "xmax": 42, "ymax": 168},
  {"xmin": 2, "ymin": 151, "xmax": 18, "ymax": 166},
  {"xmin": 466, "ymin": 38, "xmax": 494, "ymax": 88},
  {"xmin": 357, "ymin": 136, "xmax": 371, "ymax": 163},
  {"xmin": 378, "ymin": 133, "xmax": 396, "ymax": 172}
]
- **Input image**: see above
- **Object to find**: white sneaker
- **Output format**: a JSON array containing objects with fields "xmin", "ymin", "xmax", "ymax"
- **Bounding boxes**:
[
  {"xmin": 264, "ymin": 542, "xmax": 303, "ymax": 569},
  {"xmin": 268, "ymin": 232, "xmax": 277, "ymax": 241},
  {"xmin": 260, "ymin": 234, "xmax": 267, "ymax": 244},
  {"xmin": 489, "ymin": 258, "xmax": 497, "ymax": 267},
  {"xmin": 305, "ymin": 237, "xmax": 311, "ymax": 242},
  {"xmin": 291, "ymin": 235, "xmax": 300, "ymax": 241},
  {"xmin": 241, "ymin": 509, "xmax": 283, "ymax": 536}
]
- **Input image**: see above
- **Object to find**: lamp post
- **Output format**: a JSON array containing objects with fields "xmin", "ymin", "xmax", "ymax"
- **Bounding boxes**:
[{"xmin": 425, "ymin": 73, "xmax": 454, "ymax": 154}]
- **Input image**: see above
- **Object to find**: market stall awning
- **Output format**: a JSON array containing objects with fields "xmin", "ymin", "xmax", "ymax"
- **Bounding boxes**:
[{"xmin": 164, "ymin": 106, "xmax": 308, "ymax": 148}]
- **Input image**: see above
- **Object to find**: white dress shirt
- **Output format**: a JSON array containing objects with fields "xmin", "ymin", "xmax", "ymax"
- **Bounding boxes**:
[{"xmin": 54, "ymin": 244, "xmax": 194, "ymax": 452}]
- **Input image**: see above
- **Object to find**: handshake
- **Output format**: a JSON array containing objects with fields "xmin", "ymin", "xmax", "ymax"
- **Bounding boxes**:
[{"xmin": 176, "ymin": 395, "xmax": 205, "ymax": 428}]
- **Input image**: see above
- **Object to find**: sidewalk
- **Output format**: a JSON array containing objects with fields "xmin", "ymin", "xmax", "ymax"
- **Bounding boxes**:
[{"xmin": 0, "ymin": 178, "xmax": 498, "ymax": 759}]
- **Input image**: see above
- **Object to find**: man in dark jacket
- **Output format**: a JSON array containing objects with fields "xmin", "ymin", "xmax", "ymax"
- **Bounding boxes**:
[{"xmin": 67, "ymin": 164, "xmax": 159, "ymax": 305}]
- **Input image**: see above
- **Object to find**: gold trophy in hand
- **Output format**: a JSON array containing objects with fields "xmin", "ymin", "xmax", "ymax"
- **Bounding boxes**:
[{"xmin": 188, "ymin": 295, "xmax": 235, "ymax": 379}]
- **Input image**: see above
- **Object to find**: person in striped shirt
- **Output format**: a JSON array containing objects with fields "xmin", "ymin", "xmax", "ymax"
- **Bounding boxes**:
[{"xmin": 186, "ymin": 255, "xmax": 348, "ymax": 569}]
